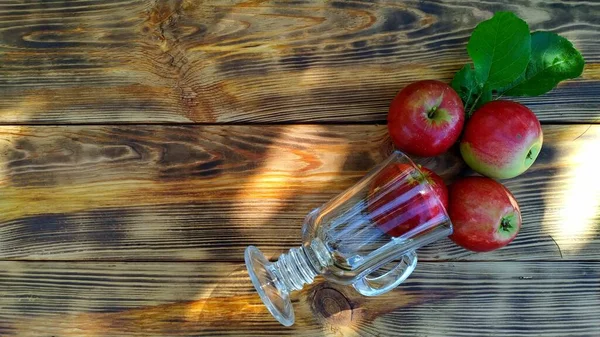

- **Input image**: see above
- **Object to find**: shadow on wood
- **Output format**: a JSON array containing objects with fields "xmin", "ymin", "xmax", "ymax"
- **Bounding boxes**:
[{"xmin": 0, "ymin": 0, "xmax": 597, "ymax": 123}]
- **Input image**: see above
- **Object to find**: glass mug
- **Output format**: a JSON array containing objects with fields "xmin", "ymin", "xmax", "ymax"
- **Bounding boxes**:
[{"xmin": 245, "ymin": 151, "xmax": 452, "ymax": 326}]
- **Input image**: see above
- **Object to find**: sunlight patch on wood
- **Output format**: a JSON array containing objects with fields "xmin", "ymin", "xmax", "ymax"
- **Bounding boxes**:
[
  {"xmin": 0, "ymin": 97, "xmax": 42, "ymax": 122},
  {"xmin": 232, "ymin": 125, "xmax": 348, "ymax": 232},
  {"xmin": 0, "ymin": 126, "xmax": 27, "ymax": 187},
  {"xmin": 543, "ymin": 128, "xmax": 600, "ymax": 254},
  {"xmin": 186, "ymin": 267, "xmax": 262, "ymax": 323}
]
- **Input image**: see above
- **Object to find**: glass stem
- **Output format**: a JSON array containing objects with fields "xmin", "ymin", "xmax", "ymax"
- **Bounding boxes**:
[{"xmin": 269, "ymin": 246, "xmax": 318, "ymax": 293}]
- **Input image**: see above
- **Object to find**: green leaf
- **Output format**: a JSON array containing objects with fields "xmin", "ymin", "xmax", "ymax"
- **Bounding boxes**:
[
  {"xmin": 451, "ymin": 65, "xmax": 492, "ymax": 117},
  {"xmin": 475, "ymin": 85, "xmax": 492, "ymax": 109},
  {"xmin": 503, "ymin": 31, "xmax": 585, "ymax": 96},
  {"xmin": 451, "ymin": 65, "xmax": 479, "ymax": 107},
  {"xmin": 467, "ymin": 11, "xmax": 531, "ymax": 89}
]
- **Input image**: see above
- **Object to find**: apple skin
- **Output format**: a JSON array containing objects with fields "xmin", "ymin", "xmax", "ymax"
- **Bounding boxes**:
[
  {"xmin": 420, "ymin": 166, "xmax": 449, "ymax": 211},
  {"xmin": 448, "ymin": 177, "xmax": 522, "ymax": 252},
  {"xmin": 388, "ymin": 80, "xmax": 465, "ymax": 157},
  {"xmin": 460, "ymin": 100, "xmax": 543, "ymax": 179},
  {"xmin": 368, "ymin": 163, "xmax": 448, "ymax": 237}
]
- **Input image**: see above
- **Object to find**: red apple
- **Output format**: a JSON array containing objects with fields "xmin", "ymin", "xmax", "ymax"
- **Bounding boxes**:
[
  {"xmin": 388, "ymin": 80, "xmax": 465, "ymax": 157},
  {"xmin": 448, "ymin": 177, "xmax": 522, "ymax": 252},
  {"xmin": 368, "ymin": 163, "xmax": 448, "ymax": 237},
  {"xmin": 460, "ymin": 100, "xmax": 543, "ymax": 179},
  {"xmin": 420, "ymin": 166, "xmax": 449, "ymax": 210}
]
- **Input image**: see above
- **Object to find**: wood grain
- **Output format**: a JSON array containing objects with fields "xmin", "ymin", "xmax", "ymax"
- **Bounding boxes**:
[
  {"xmin": 0, "ymin": 261, "xmax": 598, "ymax": 336},
  {"xmin": 0, "ymin": 124, "xmax": 598, "ymax": 261},
  {"xmin": 0, "ymin": 0, "xmax": 598, "ymax": 123},
  {"xmin": 1, "ymin": 1, "xmax": 598, "ymax": 336}
]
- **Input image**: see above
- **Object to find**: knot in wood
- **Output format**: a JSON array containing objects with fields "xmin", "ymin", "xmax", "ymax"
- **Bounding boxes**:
[{"xmin": 311, "ymin": 287, "xmax": 353, "ymax": 325}]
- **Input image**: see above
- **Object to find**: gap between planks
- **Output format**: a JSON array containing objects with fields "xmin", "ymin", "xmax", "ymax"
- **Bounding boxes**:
[{"xmin": 0, "ymin": 121, "xmax": 594, "ymax": 127}]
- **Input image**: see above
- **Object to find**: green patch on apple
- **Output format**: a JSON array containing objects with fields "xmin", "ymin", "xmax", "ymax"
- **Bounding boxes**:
[
  {"xmin": 460, "ymin": 140, "xmax": 542, "ymax": 180},
  {"xmin": 498, "ymin": 213, "xmax": 520, "ymax": 239}
]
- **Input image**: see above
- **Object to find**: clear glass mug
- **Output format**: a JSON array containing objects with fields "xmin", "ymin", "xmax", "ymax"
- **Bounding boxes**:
[{"xmin": 245, "ymin": 151, "xmax": 452, "ymax": 326}]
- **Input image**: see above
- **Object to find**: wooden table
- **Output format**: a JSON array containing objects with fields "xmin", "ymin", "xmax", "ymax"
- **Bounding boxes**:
[{"xmin": 0, "ymin": 1, "xmax": 598, "ymax": 336}]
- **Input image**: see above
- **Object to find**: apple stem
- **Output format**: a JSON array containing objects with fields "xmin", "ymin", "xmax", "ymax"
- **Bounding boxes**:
[
  {"xmin": 427, "ymin": 107, "xmax": 437, "ymax": 118},
  {"xmin": 526, "ymin": 150, "xmax": 533, "ymax": 160},
  {"xmin": 466, "ymin": 91, "xmax": 484, "ymax": 118},
  {"xmin": 500, "ymin": 218, "xmax": 513, "ymax": 232}
]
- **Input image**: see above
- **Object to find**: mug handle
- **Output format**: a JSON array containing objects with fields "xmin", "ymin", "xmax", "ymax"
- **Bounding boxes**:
[{"xmin": 352, "ymin": 251, "xmax": 417, "ymax": 296}]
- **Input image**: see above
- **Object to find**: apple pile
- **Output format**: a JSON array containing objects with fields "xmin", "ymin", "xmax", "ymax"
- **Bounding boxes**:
[
  {"xmin": 387, "ymin": 80, "xmax": 531, "ymax": 252},
  {"xmin": 379, "ymin": 11, "xmax": 584, "ymax": 253}
]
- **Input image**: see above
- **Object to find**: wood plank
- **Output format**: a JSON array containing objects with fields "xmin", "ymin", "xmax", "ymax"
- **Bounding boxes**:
[
  {"xmin": 0, "ymin": 0, "xmax": 598, "ymax": 123},
  {"xmin": 0, "ymin": 124, "xmax": 598, "ymax": 261},
  {"xmin": 0, "ymin": 261, "xmax": 598, "ymax": 336}
]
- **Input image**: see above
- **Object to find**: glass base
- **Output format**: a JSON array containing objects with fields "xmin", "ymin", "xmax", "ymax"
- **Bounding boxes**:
[{"xmin": 245, "ymin": 246, "xmax": 295, "ymax": 326}]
